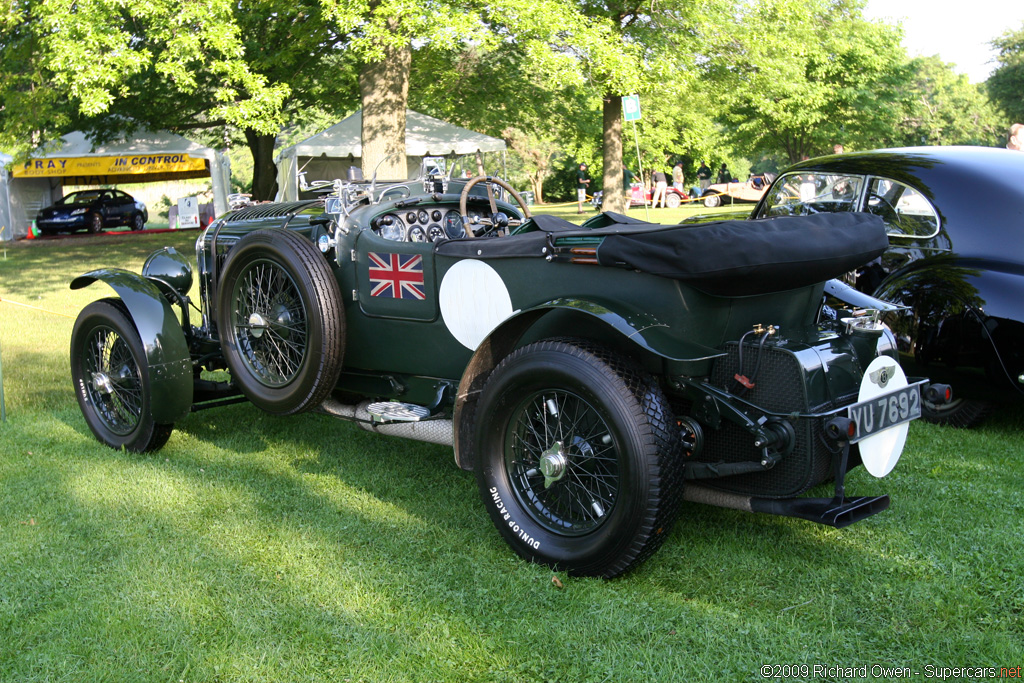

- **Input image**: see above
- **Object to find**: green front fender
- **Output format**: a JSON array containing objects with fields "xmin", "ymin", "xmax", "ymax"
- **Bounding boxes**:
[{"xmin": 71, "ymin": 268, "xmax": 193, "ymax": 424}]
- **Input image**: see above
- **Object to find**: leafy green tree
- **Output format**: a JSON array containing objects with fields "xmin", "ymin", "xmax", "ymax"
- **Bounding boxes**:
[
  {"xmin": 410, "ymin": 43, "xmax": 601, "ymax": 203},
  {"xmin": 0, "ymin": 0, "xmax": 292, "ymax": 178},
  {"xmin": 570, "ymin": 1, "xmax": 723, "ymax": 212},
  {"xmin": 891, "ymin": 56, "xmax": 1003, "ymax": 148},
  {"xmin": 988, "ymin": 24, "xmax": 1024, "ymax": 125},
  {"xmin": 706, "ymin": 0, "xmax": 910, "ymax": 163},
  {"xmin": 322, "ymin": 0, "xmax": 646, "ymax": 191}
]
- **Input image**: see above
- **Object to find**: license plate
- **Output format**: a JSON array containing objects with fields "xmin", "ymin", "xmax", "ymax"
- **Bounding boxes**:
[{"xmin": 846, "ymin": 381, "xmax": 925, "ymax": 443}]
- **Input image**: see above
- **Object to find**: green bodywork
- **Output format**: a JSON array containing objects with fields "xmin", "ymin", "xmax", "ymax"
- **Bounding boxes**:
[{"xmin": 72, "ymin": 187, "xmax": 893, "ymax": 473}]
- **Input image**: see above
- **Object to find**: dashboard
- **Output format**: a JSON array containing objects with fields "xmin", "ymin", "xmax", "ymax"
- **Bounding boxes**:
[{"xmin": 371, "ymin": 207, "xmax": 490, "ymax": 242}]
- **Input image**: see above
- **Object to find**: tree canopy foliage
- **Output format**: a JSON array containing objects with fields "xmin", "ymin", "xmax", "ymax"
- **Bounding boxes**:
[
  {"xmin": 705, "ymin": 0, "xmax": 910, "ymax": 163},
  {"xmin": 0, "ymin": 0, "xmax": 1017, "ymax": 204},
  {"xmin": 892, "ymin": 56, "xmax": 1004, "ymax": 148},
  {"xmin": 988, "ymin": 24, "xmax": 1024, "ymax": 125}
]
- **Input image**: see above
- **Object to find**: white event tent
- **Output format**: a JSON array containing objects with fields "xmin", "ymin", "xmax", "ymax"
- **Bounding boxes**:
[{"xmin": 274, "ymin": 109, "xmax": 507, "ymax": 201}]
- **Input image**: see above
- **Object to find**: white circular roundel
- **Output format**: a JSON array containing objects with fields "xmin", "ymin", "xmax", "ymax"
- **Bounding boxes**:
[
  {"xmin": 439, "ymin": 260, "xmax": 514, "ymax": 350},
  {"xmin": 857, "ymin": 356, "xmax": 909, "ymax": 478}
]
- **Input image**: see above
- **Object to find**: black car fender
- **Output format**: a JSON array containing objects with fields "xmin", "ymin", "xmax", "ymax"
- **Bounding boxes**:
[
  {"xmin": 451, "ymin": 298, "xmax": 722, "ymax": 470},
  {"xmin": 70, "ymin": 268, "xmax": 194, "ymax": 423},
  {"xmin": 875, "ymin": 258, "xmax": 1024, "ymax": 395}
]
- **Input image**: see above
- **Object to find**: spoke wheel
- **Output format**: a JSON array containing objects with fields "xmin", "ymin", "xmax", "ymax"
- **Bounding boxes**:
[
  {"xmin": 131, "ymin": 213, "xmax": 145, "ymax": 231},
  {"xmin": 216, "ymin": 229, "xmax": 344, "ymax": 415},
  {"xmin": 474, "ymin": 339, "xmax": 683, "ymax": 577},
  {"xmin": 504, "ymin": 389, "xmax": 619, "ymax": 536},
  {"xmin": 230, "ymin": 259, "xmax": 308, "ymax": 387},
  {"xmin": 88, "ymin": 213, "xmax": 104, "ymax": 233},
  {"xmin": 71, "ymin": 299, "xmax": 173, "ymax": 452}
]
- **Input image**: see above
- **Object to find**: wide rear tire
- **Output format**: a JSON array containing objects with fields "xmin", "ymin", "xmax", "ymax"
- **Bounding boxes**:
[
  {"xmin": 216, "ymin": 229, "xmax": 345, "ymax": 415},
  {"xmin": 922, "ymin": 397, "xmax": 992, "ymax": 428},
  {"xmin": 71, "ymin": 299, "xmax": 174, "ymax": 452},
  {"xmin": 473, "ymin": 339, "xmax": 683, "ymax": 577}
]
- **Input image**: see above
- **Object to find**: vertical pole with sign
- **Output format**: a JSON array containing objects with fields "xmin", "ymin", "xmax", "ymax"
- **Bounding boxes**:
[
  {"xmin": 1, "ymin": 331, "xmax": 6, "ymax": 422},
  {"xmin": 622, "ymin": 95, "xmax": 649, "ymax": 221}
]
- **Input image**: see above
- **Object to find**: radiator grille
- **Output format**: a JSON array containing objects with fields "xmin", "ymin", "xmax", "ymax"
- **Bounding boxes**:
[{"xmin": 224, "ymin": 200, "xmax": 323, "ymax": 222}]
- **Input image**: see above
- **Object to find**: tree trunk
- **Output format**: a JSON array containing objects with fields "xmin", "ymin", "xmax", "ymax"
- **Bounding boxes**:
[
  {"xmin": 602, "ymin": 94, "xmax": 625, "ymax": 214},
  {"xmin": 358, "ymin": 30, "xmax": 411, "ymax": 181},
  {"xmin": 245, "ymin": 128, "xmax": 278, "ymax": 201},
  {"xmin": 530, "ymin": 173, "xmax": 544, "ymax": 205}
]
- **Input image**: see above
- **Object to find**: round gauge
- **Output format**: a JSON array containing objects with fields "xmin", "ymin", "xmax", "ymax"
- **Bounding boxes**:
[
  {"xmin": 428, "ymin": 224, "xmax": 445, "ymax": 241},
  {"xmin": 409, "ymin": 226, "xmax": 427, "ymax": 242},
  {"xmin": 443, "ymin": 210, "xmax": 466, "ymax": 239},
  {"xmin": 418, "ymin": 209, "xmax": 430, "ymax": 224},
  {"xmin": 406, "ymin": 211, "xmax": 419, "ymax": 224},
  {"xmin": 378, "ymin": 214, "xmax": 405, "ymax": 241},
  {"xmin": 431, "ymin": 209, "xmax": 442, "ymax": 222}
]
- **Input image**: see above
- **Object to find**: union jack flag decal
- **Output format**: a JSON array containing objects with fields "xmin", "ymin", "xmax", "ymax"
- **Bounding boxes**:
[{"xmin": 368, "ymin": 252, "xmax": 426, "ymax": 300}]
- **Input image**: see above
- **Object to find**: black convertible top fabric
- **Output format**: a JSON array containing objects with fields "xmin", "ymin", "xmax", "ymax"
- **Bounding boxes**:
[
  {"xmin": 595, "ymin": 212, "xmax": 888, "ymax": 296},
  {"xmin": 434, "ymin": 212, "xmax": 888, "ymax": 297}
]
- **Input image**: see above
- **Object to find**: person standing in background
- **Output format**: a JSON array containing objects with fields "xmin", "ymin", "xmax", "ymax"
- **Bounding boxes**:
[
  {"xmin": 576, "ymin": 163, "xmax": 591, "ymax": 213},
  {"xmin": 1008, "ymin": 124, "xmax": 1024, "ymax": 151},
  {"xmin": 651, "ymin": 168, "xmax": 668, "ymax": 208},
  {"xmin": 697, "ymin": 161, "xmax": 712, "ymax": 193},
  {"xmin": 672, "ymin": 163, "xmax": 684, "ymax": 192}
]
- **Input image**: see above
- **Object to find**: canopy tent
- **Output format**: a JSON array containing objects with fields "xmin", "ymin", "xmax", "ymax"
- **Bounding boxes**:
[
  {"xmin": 275, "ymin": 110, "xmax": 507, "ymax": 201},
  {"xmin": 0, "ymin": 152, "xmax": 13, "ymax": 242},
  {"xmin": 1, "ymin": 130, "xmax": 231, "ymax": 240}
]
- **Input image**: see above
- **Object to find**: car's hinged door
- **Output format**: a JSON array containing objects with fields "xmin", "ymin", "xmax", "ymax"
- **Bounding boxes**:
[{"xmin": 353, "ymin": 230, "xmax": 438, "ymax": 322}]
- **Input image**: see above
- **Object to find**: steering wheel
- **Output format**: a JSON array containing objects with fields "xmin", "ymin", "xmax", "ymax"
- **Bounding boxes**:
[
  {"xmin": 459, "ymin": 176, "xmax": 533, "ymax": 237},
  {"xmin": 867, "ymin": 192, "xmax": 899, "ymax": 223}
]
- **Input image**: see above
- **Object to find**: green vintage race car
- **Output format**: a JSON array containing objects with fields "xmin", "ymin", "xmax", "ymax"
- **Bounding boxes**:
[{"xmin": 69, "ymin": 174, "xmax": 949, "ymax": 577}]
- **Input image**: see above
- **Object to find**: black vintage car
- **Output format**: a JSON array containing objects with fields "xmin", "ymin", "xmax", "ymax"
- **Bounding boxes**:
[
  {"xmin": 69, "ymin": 173, "xmax": 947, "ymax": 577},
  {"xmin": 745, "ymin": 147, "xmax": 1024, "ymax": 427},
  {"xmin": 36, "ymin": 188, "xmax": 148, "ymax": 234}
]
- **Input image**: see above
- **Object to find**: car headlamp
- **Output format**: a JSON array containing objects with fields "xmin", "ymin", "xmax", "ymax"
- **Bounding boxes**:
[{"xmin": 71, "ymin": 208, "xmax": 87, "ymax": 215}]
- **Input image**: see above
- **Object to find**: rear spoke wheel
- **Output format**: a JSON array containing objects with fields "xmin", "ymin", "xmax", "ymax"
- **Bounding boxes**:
[{"xmin": 474, "ymin": 339, "xmax": 683, "ymax": 577}]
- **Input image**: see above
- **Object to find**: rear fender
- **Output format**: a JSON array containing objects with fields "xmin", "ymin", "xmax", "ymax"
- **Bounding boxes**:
[
  {"xmin": 452, "ymin": 298, "xmax": 722, "ymax": 470},
  {"xmin": 71, "ymin": 268, "xmax": 193, "ymax": 423}
]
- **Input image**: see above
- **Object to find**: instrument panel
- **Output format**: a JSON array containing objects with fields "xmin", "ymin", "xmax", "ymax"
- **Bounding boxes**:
[{"xmin": 373, "ymin": 208, "xmax": 477, "ymax": 242}]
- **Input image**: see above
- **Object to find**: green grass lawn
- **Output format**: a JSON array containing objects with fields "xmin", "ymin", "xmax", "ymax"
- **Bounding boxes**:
[{"xmin": 1, "ymin": 220, "xmax": 1022, "ymax": 682}]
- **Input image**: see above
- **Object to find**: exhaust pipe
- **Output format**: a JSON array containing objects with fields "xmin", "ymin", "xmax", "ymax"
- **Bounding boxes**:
[{"xmin": 318, "ymin": 398, "xmax": 454, "ymax": 447}]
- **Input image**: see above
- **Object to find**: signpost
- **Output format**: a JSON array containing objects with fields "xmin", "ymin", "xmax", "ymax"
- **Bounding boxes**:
[
  {"xmin": 622, "ymin": 95, "xmax": 649, "ymax": 220},
  {"xmin": 1, "ymin": 329, "xmax": 6, "ymax": 422}
]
